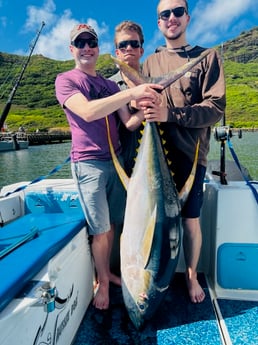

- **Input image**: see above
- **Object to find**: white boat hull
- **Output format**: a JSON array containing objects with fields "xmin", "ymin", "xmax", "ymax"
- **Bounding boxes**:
[
  {"xmin": 0, "ymin": 229, "xmax": 93, "ymax": 345},
  {"xmin": 0, "ymin": 180, "xmax": 94, "ymax": 345},
  {"xmin": 175, "ymin": 180, "xmax": 258, "ymax": 300},
  {"xmin": 201, "ymin": 180, "xmax": 258, "ymax": 300}
]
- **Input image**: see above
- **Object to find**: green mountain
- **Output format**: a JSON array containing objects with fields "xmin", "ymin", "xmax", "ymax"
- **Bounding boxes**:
[{"xmin": 0, "ymin": 26, "xmax": 257, "ymax": 131}]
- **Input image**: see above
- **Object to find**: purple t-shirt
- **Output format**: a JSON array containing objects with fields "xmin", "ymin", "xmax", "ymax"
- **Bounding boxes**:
[{"xmin": 55, "ymin": 68, "xmax": 121, "ymax": 162}]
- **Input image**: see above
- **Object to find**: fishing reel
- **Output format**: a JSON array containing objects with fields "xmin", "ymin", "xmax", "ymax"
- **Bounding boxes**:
[
  {"xmin": 35, "ymin": 281, "xmax": 57, "ymax": 313},
  {"xmin": 212, "ymin": 126, "xmax": 233, "ymax": 185},
  {"xmin": 212, "ymin": 125, "xmax": 243, "ymax": 185},
  {"xmin": 214, "ymin": 126, "xmax": 242, "ymax": 142},
  {"xmin": 214, "ymin": 126, "xmax": 232, "ymax": 142}
]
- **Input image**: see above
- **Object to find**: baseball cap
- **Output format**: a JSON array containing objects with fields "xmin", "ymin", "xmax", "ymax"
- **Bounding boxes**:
[{"xmin": 70, "ymin": 24, "xmax": 98, "ymax": 42}]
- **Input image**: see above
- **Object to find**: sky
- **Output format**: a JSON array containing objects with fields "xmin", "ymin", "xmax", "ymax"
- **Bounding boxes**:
[{"xmin": 0, "ymin": 0, "xmax": 257, "ymax": 62}]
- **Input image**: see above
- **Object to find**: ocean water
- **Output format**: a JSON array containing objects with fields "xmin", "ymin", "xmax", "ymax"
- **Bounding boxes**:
[
  {"xmin": 207, "ymin": 130, "xmax": 257, "ymax": 181},
  {"xmin": 0, "ymin": 131, "xmax": 257, "ymax": 191}
]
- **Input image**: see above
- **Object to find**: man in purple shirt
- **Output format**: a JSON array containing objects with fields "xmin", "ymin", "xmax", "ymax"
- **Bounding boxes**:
[{"xmin": 55, "ymin": 23, "xmax": 162, "ymax": 310}]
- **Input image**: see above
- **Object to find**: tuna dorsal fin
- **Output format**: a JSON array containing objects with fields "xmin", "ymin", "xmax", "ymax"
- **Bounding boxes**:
[
  {"xmin": 178, "ymin": 139, "xmax": 200, "ymax": 205},
  {"xmin": 141, "ymin": 205, "xmax": 157, "ymax": 269}
]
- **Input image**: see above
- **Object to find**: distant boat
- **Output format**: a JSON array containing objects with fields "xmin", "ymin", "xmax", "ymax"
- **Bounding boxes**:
[{"xmin": 0, "ymin": 131, "xmax": 29, "ymax": 152}]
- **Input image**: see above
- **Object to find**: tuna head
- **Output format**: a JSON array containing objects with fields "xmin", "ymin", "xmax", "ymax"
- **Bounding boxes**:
[{"xmin": 120, "ymin": 122, "xmax": 182, "ymax": 329}]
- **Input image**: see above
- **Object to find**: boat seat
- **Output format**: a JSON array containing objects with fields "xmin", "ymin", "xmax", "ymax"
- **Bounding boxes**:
[
  {"xmin": 0, "ymin": 212, "xmax": 86, "ymax": 313},
  {"xmin": 24, "ymin": 191, "xmax": 83, "ymax": 215},
  {"xmin": 0, "ymin": 195, "xmax": 22, "ymax": 224}
]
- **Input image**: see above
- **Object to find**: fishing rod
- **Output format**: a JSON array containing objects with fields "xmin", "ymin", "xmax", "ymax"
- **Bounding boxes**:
[
  {"xmin": 210, "ymin": 42, "xmax": 229, "ymax": 185},
  {"xmin": 211, "ymin": 44, "xmax": 257, "ymax": 203},
  {"xmin": 0, "ymin": 21, "xmax": 45, "ymax": 130}
]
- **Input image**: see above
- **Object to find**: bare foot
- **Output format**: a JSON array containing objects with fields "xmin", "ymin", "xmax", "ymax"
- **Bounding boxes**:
[
  {"xmin": 185, "ymin": 273, "xmax": 205, "ymax": 303},
  {"xmin": 93, "ymin": 281, "xmax": 109, "ymax": 310},
  {"xmin": 109, "ymin": 272, "xmax": 121, "ymax": 286}
]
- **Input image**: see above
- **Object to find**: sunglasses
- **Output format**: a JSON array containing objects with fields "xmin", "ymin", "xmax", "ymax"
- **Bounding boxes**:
[
  {"xmin": 159, "ymin": 6, "xmax": 186, "ymax": 20},
  {"xmin": 116, "ymin": 40, "xmax": 142, "ymax": 49},
  {"xmin": 71, "ymin": 38, "xmax": 98, "ymax": 49}
]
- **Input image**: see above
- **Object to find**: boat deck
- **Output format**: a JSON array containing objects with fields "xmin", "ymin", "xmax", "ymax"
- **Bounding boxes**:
[
  {"xmin": 73, "ymin": 273, "xmax": 258, "ymax": 345},
  {"xmin": 0, "ymin": 179, "xmax": 257, "ymax": 345}
]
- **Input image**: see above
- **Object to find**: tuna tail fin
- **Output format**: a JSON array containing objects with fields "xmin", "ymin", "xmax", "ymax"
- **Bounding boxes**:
[
  {"xmin": 178, "ymin": 139, "xmax": 200, "ymax": 206},
  {"xmin": 111, "ymin": 49, "xmax": 211, "ymax": 89},
  {"xmin": 111, "ymin": 56, "xmax": 148, "ymax": 86},
  {"xmin": 105, "ymin": 117, "xmax": 129, "ymax": 190},
  {"xmin": 157, "ymin": 50, "xmax": 211, "ymax": 89}
]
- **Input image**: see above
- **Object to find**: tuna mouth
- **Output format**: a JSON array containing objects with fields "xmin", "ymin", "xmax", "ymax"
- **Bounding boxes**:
[
  {"xmin": 121, "ymin": 281, "xmax": 147, "ymax": 329},
  {"xmin": 137, "ymin": 295, "xmax": 149, "ymax": 313}
]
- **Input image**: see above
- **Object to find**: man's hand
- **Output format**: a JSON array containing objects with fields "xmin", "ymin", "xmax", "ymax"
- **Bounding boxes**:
[
  {"xmin": 130, "ymin": 83, "xmax": 163, "ymax": 103},
  {"xmin": 143, "ymin": 103, "xmax": 168, "ymax": 122}
]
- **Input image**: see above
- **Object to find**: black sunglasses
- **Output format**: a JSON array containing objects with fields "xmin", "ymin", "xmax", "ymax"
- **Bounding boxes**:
[
  {"xmin": 159, "ymin": 6, "xmax": 186, "ymax": 20},
  {"xmin": 116, "ymin": 40, "xmax": 142, "ymax": 49},
  {"xmin": 71, "ymin": 38, "xmax": 98, "ymax": 49}
]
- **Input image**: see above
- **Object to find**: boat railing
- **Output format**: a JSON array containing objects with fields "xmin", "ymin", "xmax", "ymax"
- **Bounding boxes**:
[
  {"xmin": 0, "ymin": 132, "xmax": 28, "ymax": 142},
  {"xmin": 16, "ymin": 132, "xmax": 28, "ymax": 141},
  {"xmin": 0, "ymin": 133, "xmax": 14, "ymax": 142}
]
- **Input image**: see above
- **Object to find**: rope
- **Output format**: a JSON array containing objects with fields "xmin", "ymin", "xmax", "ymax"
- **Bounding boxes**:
[
  {"xmin": 3, "ymin": 156, "xmax": 71, "ymax": 198},
  {"xmin": 3, "ymin": 116, "xmax": 129, "ymax": 199},
  {"xmin": 227, "ymin": 138, "xmax": 258, "ymax": 204}
]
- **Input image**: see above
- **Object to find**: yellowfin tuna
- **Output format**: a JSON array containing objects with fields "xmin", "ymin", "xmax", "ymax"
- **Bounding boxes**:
[{"xmin": 120, "ymin": 122, "xmax": 181, "ymax": 329}]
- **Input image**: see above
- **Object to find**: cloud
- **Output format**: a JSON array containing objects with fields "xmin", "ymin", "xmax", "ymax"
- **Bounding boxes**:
[
  {"xmin": 21, "ymin": 0, "xmax": 111, "ymax": 60},
  {"xmin": 24, "ymin": 0, "xmax": 57, "ymax": 31},
  {"xmin": 0, "ymin": 16, "xmax": 7, "ymax": 28},
  {"xmin": 142, "ymin": 0, "xmax": 257, "ymax": 58},
  {"xmin": 18, "ymin": 0, "xmax": 257, "ymax": 60},
  {"xmin": 35, "ymin": 11, "xmax": 75, "ymax": 60},
  {"xmin": 188, "ymin": 0, "xmax": 256, "ymax": 45},
  {"xmin": 145, "ymin": 29, "xmax": 164, "ymax": 57}
]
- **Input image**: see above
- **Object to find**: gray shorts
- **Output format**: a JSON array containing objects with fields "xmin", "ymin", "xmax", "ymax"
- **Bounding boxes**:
[{"xmin": 71, "ymin": 159, "xmax": 126, "ymax": 235}]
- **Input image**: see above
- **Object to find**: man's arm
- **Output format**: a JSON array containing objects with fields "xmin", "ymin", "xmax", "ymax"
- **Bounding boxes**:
[{"xmin": 64, "ymin": 83, "xmax": 162, "ymax": 123}]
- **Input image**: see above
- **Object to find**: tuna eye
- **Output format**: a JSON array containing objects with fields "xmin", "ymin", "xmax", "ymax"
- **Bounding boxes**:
[
  {"xmin": 139, "ymin": 303, "xmax": 145, "ymax": 310},
  {"xmin": 137, "ymin": 299, "xmax": 148, "ymax": 311}
]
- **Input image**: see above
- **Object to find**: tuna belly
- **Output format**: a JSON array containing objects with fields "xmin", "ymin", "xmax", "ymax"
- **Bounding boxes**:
[{"xmin": 120, "ymin": 123, "xmax": 182, "ymax": 329}]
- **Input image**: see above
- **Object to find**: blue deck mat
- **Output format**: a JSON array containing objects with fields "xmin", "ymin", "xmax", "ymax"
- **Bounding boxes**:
[
  {"xmin": 217, "ymin": 299, "xmax": 258, "ymax": 345},
  {"xmin": 0, "ymin": 212, "xmax": 86, "ymax": 312},
  {"xmin": 74, "ymin": 273, "xmax": 222, "ymax": 345}
]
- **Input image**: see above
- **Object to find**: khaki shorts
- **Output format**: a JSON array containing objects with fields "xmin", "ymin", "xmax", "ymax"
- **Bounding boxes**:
[{"xmin": 71, "ymin": 158, "xmax": 126, "ymax": 235}]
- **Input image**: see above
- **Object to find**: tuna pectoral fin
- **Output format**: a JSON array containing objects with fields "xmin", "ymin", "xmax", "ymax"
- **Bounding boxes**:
[
  {"xmin": 178, "ymin": 139, "xmax": 200, "ymax": 205},
  {"xmin": 105, "ymin": 117, "xmax": 129, "ymax": 190},
  {"xmin": 141, "ymin": 205, "xmax": 157, "ymax": 269}
]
